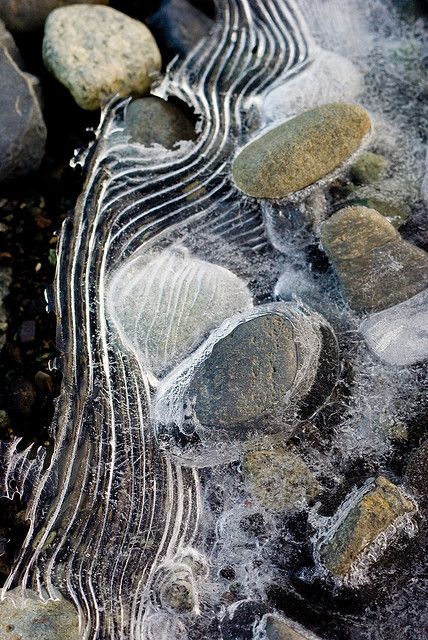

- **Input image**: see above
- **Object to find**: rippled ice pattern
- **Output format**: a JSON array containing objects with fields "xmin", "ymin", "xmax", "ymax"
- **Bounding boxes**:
[{"xmin": 1, "ymin": 1, "xmax": 428, "ymax": 639}]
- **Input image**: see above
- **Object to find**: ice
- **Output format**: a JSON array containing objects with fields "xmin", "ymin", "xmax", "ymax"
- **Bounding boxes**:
[{"xmin": 360, "ymin": 287, "xmax": 428, "ymax": 366}]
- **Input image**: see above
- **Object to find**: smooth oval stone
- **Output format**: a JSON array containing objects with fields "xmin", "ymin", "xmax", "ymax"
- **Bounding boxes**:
[
  {"xmin": 232, "ymin": 103, "xmax": 371, "ymax": 198},
  {"xmin": 321, "ymin": 206, "xmax": 428, "ymax": 312},
  {"xmin": 315, "ymin": 476, "xmax": 417, "ymax": 586},
  {"xmin": 349, "ymin": 151, "xmax": 386, "ymax": 184},
  {"xmin": 124, "ymin": 96, "xmax": 196, "ymax": 148},
  {"xmin": 43, "ymin": 5, "xmax": 161, "ymax": 110}
]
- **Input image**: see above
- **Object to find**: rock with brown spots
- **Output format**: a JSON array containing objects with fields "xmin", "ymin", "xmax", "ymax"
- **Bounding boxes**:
[{"xmin": 43, "ymin": 5, "xmax": 161, "ymax": 110}]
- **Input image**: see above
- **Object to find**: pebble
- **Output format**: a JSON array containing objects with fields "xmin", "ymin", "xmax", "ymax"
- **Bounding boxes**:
[
  {"xmin": 146, "ymin": 0, "xmax": 214, "ymax": 60},
  {"xmin": 360, "ymin": 287, "xmax": 428, "ymax": 366},
  {"xmin": 124, "ymin": 96, "xmax": 196, "ymax": 148},
  {"xmin": 0, "ymin": 589, "xmax": 79, "ymax": 640},
  {"xmin": 154, "ymin": 303, "xmax": 338, "ymax": 465},
  {"xmin": 255, "ymin": 613, "xmax": 323, "ymax": 640},
  {"xmin": 0, "ymin": 18, "xmax": 22, "ymax": 65},
  {"xmin": 0, "ymin": 0, "xmax": 109, "ymax": 32},
  {"xmin": 349, "ymin": 151, "xmax": 386, "ymax": 184},
  {"xmin": 320, "ymin": 206, "xmax": 428, "ymax": 312},
  {"xmin": 18, "ymin": 319, "xmax": 36, "ymax": 344},
  {"xmin": 0, "ymin": 48, "xmax": 46, "ymax": 182},
  {"xmin": 405, "ymin": 440, "xmax": 428, "ymax": 495},
  {"xmin": 315, "ymin": 476, "xmax": 417, "ymax": 586},
  {"xmin": 108, "ymin": 247, "xmax": 253, "ymax": 377},
  {"xmin": 347, "ymin": 195, "xmax": 410, "ymax": 228},
  {"xmin": 232, "ymin": 103, "xmax": 371, "ymax": 199},
  {"xmin": 243, "ymin": 447, "xmax": 321, "ymax": 511},
  {"xmin": 43, "ymin": 5, "xmax": 161, "ymax": 110}
]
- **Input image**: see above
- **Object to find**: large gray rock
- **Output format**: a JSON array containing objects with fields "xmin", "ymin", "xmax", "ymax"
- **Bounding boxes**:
[
  {"xmin": 0, "ymin": 0, "xmax": 109, "ymax": 32},
  {"xmin": 124, "ymin": 96, "xmax": 196, "ymax": 148},
  {"xmin": 232, "ymin": 103, "xmax": 371, "ymax": 199},
  {"xmin": 320, "ymin": 206, "xmax": 428, "ymax": 312},
  {"xmin": 43, "ymin": 5, "xmax": 161, "ymax": 110},
  {"xmin": 0, "ymin": 18, "xmax": 21, "ymax": 64},
  {"xmin": 0, "ymin": 47, "xmax": 46, "ymax": 182},
  {"xmin": 0, "ymin": 589, "xmax": 79, "ymax": 640}
]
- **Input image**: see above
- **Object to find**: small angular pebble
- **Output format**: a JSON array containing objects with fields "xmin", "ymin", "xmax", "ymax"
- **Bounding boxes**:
[
  {"xmin": 243, "ymin": 447, "xmax": 321, "ymax": 511},
  {"xmin": 360, "ymin": 287, "xmax": 428, "ymax": 366},
  {"xmin": 147, "ymin": 0, "xmax": 214, "ymax": 60},
  {"xmin": 315, "ymin": 476, "xmax": 417, "ymax": 585},
  {"xmin": 320, "ymin": 206, "xmax": 428, "ymax": 312},
  {"xmin": 349, "ymin": 151, "xmax": 386, "ymax": 184},
  {"xmin": 124, "ymin": 96, "xmax": 196, "ymax": 148},
  {"xmin": 256, "ymin": 613, "xmax": 323, "ymax": 640},
  {"xmin": 0, "ymin": 48, "xmax": 46, "ymax": 182},
  {"xmin": 232, "ymin": 103, "xmax": 371, "ymax": 198},
  {"xmin": 0, "ymin": 589, "xmax": 79, "ymax": 640},
  {"xmin": 43, "ymin": 5, "xmax": 161, "ymax": 110},
  {"xmin": 0, "ymin": 0, "xmax": 108, "ymax": 32}
]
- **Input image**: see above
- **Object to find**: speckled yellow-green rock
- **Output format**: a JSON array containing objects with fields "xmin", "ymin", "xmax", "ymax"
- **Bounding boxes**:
[
  {"xmin": 320, "ymin": 206, "xmax": 428, "ymax": 312},
  {"xmin": 43, "ymin": 5, "xmax": 161, "ymax": 110},
  {"xmin": 232, "ymin": 103, "xmax": 372, "ymax": 198},
  {"xmin": 349, "ymin": 151, "xmax": 386, "ymax": 184},
  {"xmin": 319, "ymin": 476, "xmax": 417, "ymax": 581},
  {"xmin": 243, "ymin": 447, "xmax": 321, "ymax": 511}
]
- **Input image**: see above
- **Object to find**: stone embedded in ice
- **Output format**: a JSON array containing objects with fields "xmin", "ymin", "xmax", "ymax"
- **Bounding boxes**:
[
  {"xmin": 107, "ymin": 246, "xmax": 253, "ymax": 378},
  {"xmin": 313, "ymin": 476, "xmax": 418, "ymax": 586},
  {"xmin": 359, "ymin": 287, "xmax": 428, "ymax": 366},
  {"xmin": 263, "ymin": 48, "xmax": 363, "ymax": 122},
  {"xmin": 321, "ymin": 206, "xmax": 428, "ymax": 312},
  {"xmin": 254, "ymin": 612, "xmax": 324, "ymax": 640},
  {"xmin": 153, "ymin": 302, "xmax": 338, "ymax": 466}
]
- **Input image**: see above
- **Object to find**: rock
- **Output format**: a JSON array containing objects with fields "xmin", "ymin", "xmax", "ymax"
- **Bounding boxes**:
[
  {"xmin": 349, "ymin": 151, "xmax": 386, "ymax": 185},
  {"xmin": 8, "ymin": 378, "xmax": 36, "ymax": 417},
  {"xmin": 43, "ymin": 5, "xmax": 161, "ymax": 110},
  {"xmin": 314, "ymin": 476, "xmax": 418, "ymax": 586},
  {"xmin": 0, "ymin": 0, "xmax": 109, "ymax": 32},
  {"xmin": 220, "ymin": 600, "xmax": 271, "ymax": 640},
  {"xmin": 18, "ymin": 319, "xmax": 36, "ymax": 344},
  {"xmin": 107, "ymin": 247, "xmax": 253, "ymax": 378},
  {"xmin": 243, "ymin": 447, "xmax": 321, "ymax": 511},
  {"xmin": 346, "ymin": 196, "xmax": 410, "ymax": 228},
  {"xmin": 154, "ymin": 303, "xmax": 338, "ymax": 466},
  {"xmin": 263, "ymin": 48, "xmax": 363, "ymax": 122},
  {"xmin": 0, "ymin": 588, "xmax": 79, "ymax": 640},
  {"xmin": 232, "ymin": 103, "xmax": 371, "ymax": 199},
  {"xmin": 0, "ymin": 18, "xmax": 22, "ymax": 64},
  {"xmin": 0, "ymin": 48, "xmax": 46, "ymax": 182},
  {"xmin": 146, "ymin": 0, "xmax": 214, "ymax": 60},
  {"xmin": 124, "ymin": 96, "xmax": 196, "ymax": 148},
  {"xmin": 405, "ymin": 440, "xmax": 428, "ymax": 495},
  {"xmin": 320, "ymin": 206, "xmax": 428, "ymax": 312},
  {"xmin": 360, "ymin": 287, "xmax": 428, "ymax": 366},
  {"xmin": 255, "ymin": 613, "xmax": 323, "ymax": 640}
]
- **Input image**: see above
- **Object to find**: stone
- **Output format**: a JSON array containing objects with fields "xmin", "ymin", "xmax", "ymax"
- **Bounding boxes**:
[
  {"xmin": 405, "ymin": 440, "xmax": 428, "ymax": 495},
  {"xmin": 154, "ymin": 303, "xmax": 338, "ymax": 466},
  {"xmin": 349, "ymin": 151, "xmax": 386, "ymax": 185},
  {"xmin": 43, "ymin": 5, "xmax": 161, "ymax": 110},
  {"xmin": 18, "ymin": 319, "xmax": 36, "ymax": 344},
  {"xmin": 124, "ymin": 96, "xmax": 196, "ymax": 148},
  {"xmin": 146, "ymin": 0, "xmax": 214, "ymax": 60},
  {"xmin": 0, "ymin": 588, "xmax": 79, "ymax": 640},
  {"xmin": 0, "ymin": 18, "xmax": 22, "ymax": 64},
  {"xmin": 0, "ymin": 0, "xmax": 109, "ymax": 32},
  {"xmin": 220, "ymin": 600, "xmax": 271, "ymax": 640},
  {"xmin": 315, "ymin": 476, "xmax": 418, "ymax": 586},
  {"xmin": 360, "ymin": 287, "xmax": 428, "ymax": 367},
  {"xmin": 0, "ymin": 48, "xmax": 46, "ymax": 182},
  {"xmin": 347, "ymin": 196, "xmax": 410, "ymax": 228},
  {"xmin": 255, "ymin": 613, "xmax": 323, "ymax": 640},
  {"xmin": 107, "ymin": 247, "xmax": 253, "ymax": 378},
  {"xmin": 320, "ymin": 206, "xmax": 428, "ymax": 312},
  {"xmin": 243, "ymin": 447, "xmax": 321, "ymax": 511},
  {"xmin": 232, "ymin": 103, "xmax": 371, "ymax": 199}
]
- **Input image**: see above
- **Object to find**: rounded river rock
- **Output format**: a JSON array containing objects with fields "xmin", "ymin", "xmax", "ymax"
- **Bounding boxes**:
[
  {"xmin": 43, "ymin": 5, "xmax": 161, "ymax": 110},
  {"xmin": 232, "ymin": 102, "xmax": 371, "ymax": 198}
]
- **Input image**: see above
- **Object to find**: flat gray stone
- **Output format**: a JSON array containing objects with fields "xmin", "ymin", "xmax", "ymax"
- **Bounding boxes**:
[
  {"xmin": 256, "ymin": 613, "xmax": 324, "ymax": 640},
  {"xmin": 0, "ymin": 47, "xmax": 46, "ymax": 182},
  {"xmin": 124, "ymin": 96, "xmax": 196, "ymax": 148},
  {"xmin": 43, "ymin": 5, "xmax": 161, "ymax": 110}
]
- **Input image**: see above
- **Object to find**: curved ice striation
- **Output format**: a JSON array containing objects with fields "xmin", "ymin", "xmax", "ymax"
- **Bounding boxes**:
[{"xmin": 0, "ymin": 1, "xmax": 314, "ymax": 638}]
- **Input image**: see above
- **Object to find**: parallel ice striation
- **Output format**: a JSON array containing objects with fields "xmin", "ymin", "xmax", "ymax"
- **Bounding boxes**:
[{"xmin": 107, "ymin": 246, "xmax": 253, "ymax": 378}]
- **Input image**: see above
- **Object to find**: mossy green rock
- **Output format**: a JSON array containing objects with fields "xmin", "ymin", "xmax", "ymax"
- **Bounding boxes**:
[
  {"xmin": 349, "ymin": 196, "xmax": 410, "ymax": 228},
  {"xmin": 232, "ymin": 103, "xmax": 372, "ymax": 198},
  {"xmin": 349, "ymin": 151, "xmax": 386, "ymax": 184},
  {"xmin": 321, "ymin": 206, "xmax": 428, "ymax": 312},
  {"xmin": 43, "ymin": 5, "xmax": 161, "ymax": 110}
]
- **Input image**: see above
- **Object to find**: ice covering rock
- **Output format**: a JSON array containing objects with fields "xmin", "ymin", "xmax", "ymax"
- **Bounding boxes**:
[
  {"xmin": 107, "ymin": 247, "xmax": 253, "ymax": 378},
  {"xmin": 360, "ymin": 287, "xmax": 428, "ymax": 366},
  {"xmin": 254, "ymin": 613, "xmax": 324, "ymax": 640}
]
